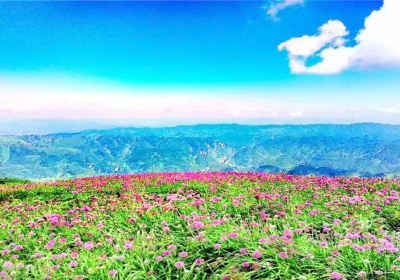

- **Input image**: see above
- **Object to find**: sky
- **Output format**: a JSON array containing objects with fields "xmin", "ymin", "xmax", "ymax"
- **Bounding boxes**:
[{"xmin": 0, "ymin": 0, "xmax": 400, "ymax": 127}]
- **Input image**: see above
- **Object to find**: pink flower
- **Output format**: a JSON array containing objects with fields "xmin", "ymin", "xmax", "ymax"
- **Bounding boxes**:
[
  {"xmin": 69, "ymin": 261, "xmax": 78, "ymax": 268},
  {"xmin": 259, "ymin": 238, "xmax": 268, "ymax": 244},
  {"xmin": 357, "ymin": 271, "xmax": 367, "ymax": 279},
  {"xmin": 45, "ymin": 239, "xmax": 56, "ymax": 250},
  {"xmin": 175, "ymin": 261, "xmax": 185, "ymax": 269},
  {"xmin": 211, "ymin": 197, "xmax": 222, "ymax": 203},
  {"xmin": 330, "ymin": 272, "xmax": 343, "ymax": 279},
  {"xmin": 333, "ymin": 219, "xmax": 342, "ymax": 225},
  {"xmin": 330, "ymin": 251, "xmax": 339, "ymax": 257},
  {"xmin": 127, "ymin": 217, "xmax": 137, "ymax": 223},
  {"xmin": 98, "ymin": 254, "xmax": 108, "ymax": 261},
  {"xmin": 59, "ymin": 252, "xmax": 68, "ymax": 259},
  {"xmin": 124, "ymin": 242, "xmax": 133, "ymax": 250},
  {"xmin": 96, "ymin": 223, "xmax": 104, "ymax": 229},
  {"xmin": 109, "ymin": 270, "xmax": 118, "ymax": 277},
  {"xmin": 323, "ymin": 227, "xmax": 331, "ymax": 233},
  {"xmin": 214, "ymin": 243, "xmax": 222, "ymax": 250},
  {"xmin": 229, "ymin": 232, "xmax": 238, "ymax": 239},
  {"xmin": 320, "ymin": 241, "xmax": 328, "ymax": 247},
  {"xmin": 1, "ymin": 249, "xmax": 10, "ymax": 256},
  {"xmin": 278, "ymin": 251, "xmax": 289, "ymax": 259},
  {"xmin": 242, "ymin": 261, "xmax": 250, "ymax": 268},
  {"xmin": 116, "ymin": 255, "xmax": 125, "ymax": 261},
  {"xmin": 155, "ymin": 256, "xmax": 163, "ymax": 262},
  {"xmin": 2, "ymin": 262, "xmax": 13, "ymax": 269},
  {"xmin": 168, "ymin": 245, "xmax": 177, "ymax": 251},
  {"xmin": 59, "ymin": 237, "xmax": 67, "ymax": 244},
  {"xmin": 193, "ymin": 221, "xmax": 204, "ymax": 229},
  {"xmin": 163, "ymin": 227, "xmax": 170, "ymax": 233},
  {"xmin": 239, "ymin": 247, "xmax": 248, "ymax": 255},
  {"xmin": 194, "ymin": 258, "xmax": 205, "ymax": 266},
  {"xmin": 252, "ymin": 250, "xmax": 262, "ymax": 259},
  {"xmin": 33, "ymin": 252, "xmax": 44, "ymax": 258},
  {"xmin": 81, "ymin": 205, "xmax": 91, "ymax": 212},
  {"xmin": 83, "ymin": 241, "xmax": 94, "ymax": 250},
  {"xmin": 212, "ymin": 219, "xmax": 224, "ymax": 226},
  {"xmin": 178, "ymin": 251, "xmax": 188, "ymax": 258},
  {"xmin": 283, "ymin": 230, "xmax": 293, "ymax": 238},
  {"xmin": 162, "ymin": 250, "xmax": 171, "ymax": 257},
  {"xmin": 13, "ymin": 245, "xmax": 24, "ymax": 251}
]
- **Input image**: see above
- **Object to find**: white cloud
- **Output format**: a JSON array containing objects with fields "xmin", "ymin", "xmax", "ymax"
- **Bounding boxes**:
[
  {"xmin": 381, "ymin": 107, "xmax": 400, "ymax": 115},
  {"xmin": 278, "ymin": 0, "xmax": 400, "ymax": 74},
  {"xmin": 0, "ymin": 76, "xmax": 290, "ymax": 121},
  {"xmin": 1, "ymin": 74, "xmax": 400, "ymax": 124},
  {"xmin": 287, "ymin": 110, "xmax": 303, "ymax": 118},
  {"xmin": 278, "ymin": 20, "xmax": 349, "ymax": 57},
  {"xmin": 267, "ymin": 0, "xmax": 304, "ymax": 20}
]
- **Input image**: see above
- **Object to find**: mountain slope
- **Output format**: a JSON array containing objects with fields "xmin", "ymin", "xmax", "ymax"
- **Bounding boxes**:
[{"xmin": 1, "ymin": 123, "xmax": 400, "ymax": 179}]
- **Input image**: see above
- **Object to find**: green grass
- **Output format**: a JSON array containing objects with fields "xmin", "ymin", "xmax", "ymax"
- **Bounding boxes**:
[{"xmin": 0, "ymin": 173, "xmax": 399, "ymax": 279}]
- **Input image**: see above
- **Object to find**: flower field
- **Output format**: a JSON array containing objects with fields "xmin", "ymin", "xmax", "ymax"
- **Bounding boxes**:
[{"xmin": 1, "ymin": 172, "xmax": 400, "ymax": 279}]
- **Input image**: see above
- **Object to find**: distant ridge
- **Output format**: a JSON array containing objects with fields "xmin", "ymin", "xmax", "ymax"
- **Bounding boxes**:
[{"xmin": 1, "ymin": 123, "xmax": 400, "ymax": 179}]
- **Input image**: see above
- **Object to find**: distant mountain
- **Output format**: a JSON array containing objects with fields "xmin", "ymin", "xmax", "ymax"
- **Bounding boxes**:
[{"xmin": 1, "ymin": 123, "xmax": 400, "ymax": 179}]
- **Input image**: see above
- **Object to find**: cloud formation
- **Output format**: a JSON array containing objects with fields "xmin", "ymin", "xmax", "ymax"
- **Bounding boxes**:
[
  {"xmin": 278, "ymin": 0, "xmax": 400, "ymax": 74},
  {"xmin": 1, "ymin": 75, "xmax": 399, "ymax": 124},
  {"xmin": 267, "ymin": 0, "xmax": 304, "ymax": 20}
]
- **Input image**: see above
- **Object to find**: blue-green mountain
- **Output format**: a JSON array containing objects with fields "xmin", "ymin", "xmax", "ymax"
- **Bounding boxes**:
[{"xmin": 1, "ymin": 123, "xmax": 400, "ymax": 179}]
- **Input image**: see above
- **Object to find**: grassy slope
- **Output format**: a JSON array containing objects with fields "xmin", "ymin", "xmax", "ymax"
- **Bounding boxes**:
[
  {"xmin": 0, "ymin": 173, "xmax": 399, "ymax": 279},
  {"xmin": 0, "ymin": 178, "xmax": 30, "ymax": 185}
]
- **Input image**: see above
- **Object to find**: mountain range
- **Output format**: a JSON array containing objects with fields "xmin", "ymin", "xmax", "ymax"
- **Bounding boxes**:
[{"xmin": 1, "ymin": 123, "xmax": 400, "ymax": 179}]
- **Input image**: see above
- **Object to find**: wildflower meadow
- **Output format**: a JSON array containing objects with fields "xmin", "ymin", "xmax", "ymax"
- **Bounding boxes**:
[{"xmin": 0, "ymin": 172, "xmax": 399, "ymax": 279}]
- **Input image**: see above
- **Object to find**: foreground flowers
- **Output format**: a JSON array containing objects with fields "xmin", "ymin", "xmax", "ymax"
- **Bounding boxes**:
[{"xmin": 0, "ymin": 172, "xmax": 399, "ymax": 279}]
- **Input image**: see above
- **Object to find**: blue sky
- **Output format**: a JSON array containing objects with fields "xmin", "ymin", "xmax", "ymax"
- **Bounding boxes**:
[{"xmin": 0, "ymin": 0, "xmax": 399, "ymax": 125}]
